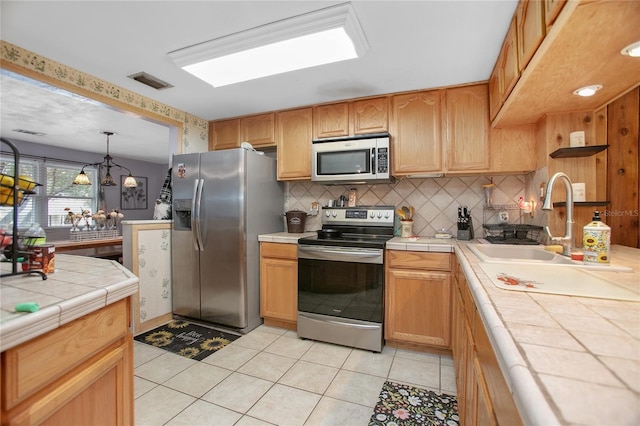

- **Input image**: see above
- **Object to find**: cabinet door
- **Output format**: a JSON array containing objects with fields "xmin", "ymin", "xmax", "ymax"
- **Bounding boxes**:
[
  {"xmin": 500, "ymin": 17, "xmax": 519, "ymax": 103},
  {"xmin": 212, "ymin": 119, "xmax": 241, "ymax": 150},
  {"xmin": 352, "ymin": 97, "xmax": 389, "ymax": 135},
  {"xmin": 3, "ymin": 338, "xmax": 133, "ymax": 426},
  {"xmin": 241, "ymin": 113, "xmax": 275, "ymax": 147},
  {"xmin": 488, "ymin": 126, "xmax": 536, "ymax": 173},
  {"xmin": 314, "ymin": 103, "xmax": 349, "ymax": 139},
  {"xmin": 545, "ymin": 0, "xmax": 566, "ymax": 27},
  {"xmin": 517, "ymin": 0, "xmax": 545, "ymax": 71},
  {"xmin": 385, "ymin": 268, "xmax": 451, "ymax": 347},
  {"xmin": 391, "ymin": 90, "xmax": 442, "ymax": 175},
  {"xmin": 276, "ymin": 108, "xmax": 312, "ymax": 180},
  {"xmin": 488, "ymin": 64, "xmax": 502, "ymax": 122},
  {"xmin": 260, "ymin": 257, "xmax": 298, "ymax": 322},
  {"xmin": 443, "ymin": 84, "xmax": 490, "ymax": 172}
]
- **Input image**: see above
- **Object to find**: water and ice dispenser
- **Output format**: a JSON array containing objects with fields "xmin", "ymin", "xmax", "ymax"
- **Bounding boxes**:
[{"xmin": 173, "ymin": 199, "xmax": 192, "ymax": 230}]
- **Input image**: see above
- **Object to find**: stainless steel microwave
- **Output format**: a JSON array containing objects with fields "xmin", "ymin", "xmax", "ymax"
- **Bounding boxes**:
[{"xmin": 311, "ymin": 133, "xmax": 392, "ymax": 184}]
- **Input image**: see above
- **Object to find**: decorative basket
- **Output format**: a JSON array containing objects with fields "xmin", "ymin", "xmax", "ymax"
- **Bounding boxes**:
[{"xmin": 69, "ymin": 229, "xmax": 120, "ymax": 241}]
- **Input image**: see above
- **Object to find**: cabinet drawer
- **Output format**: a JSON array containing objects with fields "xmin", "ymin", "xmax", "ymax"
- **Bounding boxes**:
[
  {"xmin": 387, "ymin": 251, "xmax": 451, "ymax": 271},
  {"xmin": 260, "ymin": 242, "xmax": 297, "ymax": 260},
  {"xmin": 2, "ymin": 299, "xmax": 128, "ymax": 409}
]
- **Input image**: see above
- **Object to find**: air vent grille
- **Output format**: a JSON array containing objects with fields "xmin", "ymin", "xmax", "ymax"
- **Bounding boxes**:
[
  {"xmin": 127, "ymin": 72, "xmax": 173, "ymax": 90},
  {"xmin": 13, "ymin": 129, "xmax": 46, "ymax": 136}
]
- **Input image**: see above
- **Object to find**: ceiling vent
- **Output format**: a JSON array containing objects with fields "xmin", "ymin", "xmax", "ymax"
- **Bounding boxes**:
[
  {"xmin": 127, "ymin": 72, "xmax": 174, "ymax": 90},
  {"xmin": 13, "ymin": 129, "xmax": 46, "ymax": 136}
]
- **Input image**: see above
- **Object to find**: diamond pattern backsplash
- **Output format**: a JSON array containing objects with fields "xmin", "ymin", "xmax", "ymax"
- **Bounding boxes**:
[{"xmin": 285, "ymin": 175, "xmax": 527, "ymax": 237}]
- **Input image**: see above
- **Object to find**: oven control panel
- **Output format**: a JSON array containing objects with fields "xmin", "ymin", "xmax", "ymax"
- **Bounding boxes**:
[{"xmin": 322, "ymin": 206, "xmax": 395, "ymax": 226}]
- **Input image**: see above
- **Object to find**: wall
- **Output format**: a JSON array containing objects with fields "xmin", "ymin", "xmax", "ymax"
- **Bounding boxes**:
[
  {"xmin": 6, "ymin": 139, "xmax": 169, "ymax": 241},
  {"xmin": 286, "ymin": 175, "xmax": 528, "ymax": 238}
]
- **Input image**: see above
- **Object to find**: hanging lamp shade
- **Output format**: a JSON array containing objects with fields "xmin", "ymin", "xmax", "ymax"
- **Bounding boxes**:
[
  {"xmin": 123, "ymin": 174, "xmax": 138, "ymax": 188},
  {"xmin": 72, "ymin": 169, "xmax": 91, "ymax": 185}
]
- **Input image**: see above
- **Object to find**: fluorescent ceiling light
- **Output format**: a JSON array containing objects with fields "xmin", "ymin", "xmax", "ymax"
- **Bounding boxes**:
[{"xmin": 168, "ymin": 3, "xmax": 368, "ymax": 87}]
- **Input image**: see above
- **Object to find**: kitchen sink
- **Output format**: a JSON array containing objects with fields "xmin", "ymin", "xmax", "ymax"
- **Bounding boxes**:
[
  {"xmin": 468, "ymin": 243, "xmax": 575, "ymax": 264},
  {"xmin": 467, "ymin": 243, "xmax": 632, "ymax": 272}
]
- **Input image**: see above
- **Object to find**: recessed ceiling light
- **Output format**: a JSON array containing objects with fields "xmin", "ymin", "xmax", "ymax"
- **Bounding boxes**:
[
  {"xmin": 620, "ymin": 40, "xmax": 640, "ymax": 57},
  {"xmin": 168, "ymin": 3, "xmax": 368, "ymax": 87},
  {"xmin": 573, "ymin": 85, "xmax": 603, "ymax": 97}
]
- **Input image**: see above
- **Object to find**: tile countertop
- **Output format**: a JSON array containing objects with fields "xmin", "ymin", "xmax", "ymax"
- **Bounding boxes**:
[
  {"xmin": 258, "ymin": 232, "xmax": 316, "ymax": 244},
  {"xmin": 454, "ymin": 242, "xmax": 640, "ymax": 426},
  {"xmin": 0, "ymin": 254, "xmax": 139, "ymax": 352}
]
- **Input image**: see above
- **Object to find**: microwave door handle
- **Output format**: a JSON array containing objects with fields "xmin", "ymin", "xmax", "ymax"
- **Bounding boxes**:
[{"xmin": 371, "ymin": 148, "xmax": 376, "ymax": 175}]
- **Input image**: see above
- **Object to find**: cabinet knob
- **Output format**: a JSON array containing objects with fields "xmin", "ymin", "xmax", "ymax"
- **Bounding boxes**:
[{"xmin": 618, "ymin": 168, "xmax": 625, "ymax": 175}]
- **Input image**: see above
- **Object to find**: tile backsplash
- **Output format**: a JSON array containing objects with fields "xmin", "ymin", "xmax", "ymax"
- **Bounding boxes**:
[{"xmin": 285, "ymin": 175, "xmax": 528, "ymax": 238}]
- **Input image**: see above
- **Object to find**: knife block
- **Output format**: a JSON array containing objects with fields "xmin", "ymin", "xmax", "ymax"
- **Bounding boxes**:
[{"xmin": 457, "ymin": 217, "xmax": 474, "ymax": 240}]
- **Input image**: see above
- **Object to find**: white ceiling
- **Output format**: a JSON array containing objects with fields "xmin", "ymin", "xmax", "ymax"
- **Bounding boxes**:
[{"xmin": 0, "ymin": 0, "xmax": 517, "ymax": 164}]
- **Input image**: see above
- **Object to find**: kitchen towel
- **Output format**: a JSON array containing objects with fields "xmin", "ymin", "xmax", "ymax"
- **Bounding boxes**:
[{"xmin": 134, "ymin": 319, "xmax": 240, "ymax": 361}]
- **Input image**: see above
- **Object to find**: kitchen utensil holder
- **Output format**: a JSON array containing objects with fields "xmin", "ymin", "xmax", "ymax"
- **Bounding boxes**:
[{"xmin": 400, "ymin": 220, "xmax": 413, "ymax": 238}]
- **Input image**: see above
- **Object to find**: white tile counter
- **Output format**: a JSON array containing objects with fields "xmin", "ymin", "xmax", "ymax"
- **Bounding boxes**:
[
  {"xmin": 386, "ymin": 236, "xmax": 456, "ymax": 252},
  {"xmin": 0, "ymin": 254, "xmax": 139, "ymax": 352},
  {"xmin": 454, "ymin": 242, "xmax": 640, "ymax": 425},
  {"xmin": 258, "ymin": 232, "xmax": 316, "ymax": 244}
]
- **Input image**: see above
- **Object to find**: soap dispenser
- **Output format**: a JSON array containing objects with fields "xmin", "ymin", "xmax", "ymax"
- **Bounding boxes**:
[{"xmin": 583, "ymin": 211, "xmax": 610, "ymax": 263}]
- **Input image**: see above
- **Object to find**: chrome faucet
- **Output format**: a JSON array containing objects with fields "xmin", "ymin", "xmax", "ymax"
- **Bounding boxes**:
[{"xmin": 541, "ymin": 172, "xmax": 574, "ymax": 256}]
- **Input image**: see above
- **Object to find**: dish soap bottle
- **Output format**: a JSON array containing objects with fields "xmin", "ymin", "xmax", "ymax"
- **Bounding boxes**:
[{"xmin": 583, "ymin": 211, "xmax": 610, "ymax": 263}]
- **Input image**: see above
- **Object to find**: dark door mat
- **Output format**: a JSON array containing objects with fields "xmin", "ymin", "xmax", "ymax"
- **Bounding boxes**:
[
  {"xmin": 369, "ymin": 381, "xmax": 459, "ymax": 425},
  {"xmin": 134, "ymin": 319, "xmax": 240, "ymax": 361}
]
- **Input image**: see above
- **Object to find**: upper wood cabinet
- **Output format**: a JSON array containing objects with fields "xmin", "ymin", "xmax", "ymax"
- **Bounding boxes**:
[
  {"xmin": 351, "ymin": 97, "xmax": 389, "ymax": 135},
  {"xmin": 240, "ymin": 113, "xmax": 275, "ymax": 148},
  {"xmin": 314, "ymin": 102, "xmax": 350, "ymax": 138},
  {"xmin": 313, "ymin": 97, "xmax": 389, "ymax": 139},
  {"xmin": 443, "ymin": 84, "xmax": 490, "ymax": 172},
  {"xmin": 517, "ymin": 0, "xmax": 546, "ymax": 71},
  {"xmin": 390, "ymin": 90, "xmax": 442, "ymax": 175},
  {"xmin": 210, "ymin": 118, "xmax": 240, "ymax": 150},
  {"xmin": 544, "ymin": 0, "xmax": 566, "ymax": 27},
  {"xmin": 276, "ymin": 107, "xmax": 313, "ymax": 180},
  {"xmin": 211, "ymin": 113, "xmax": 275, "ymax": 150},
  {"xmin": 501, "ymin": 17, "xmax": 520, "ymax": 103}
]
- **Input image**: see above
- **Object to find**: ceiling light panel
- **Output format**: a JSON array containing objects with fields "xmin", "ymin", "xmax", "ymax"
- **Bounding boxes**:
[{"xmin": 168, "ymin": 3, "xmax": 368, "ymax": 87}]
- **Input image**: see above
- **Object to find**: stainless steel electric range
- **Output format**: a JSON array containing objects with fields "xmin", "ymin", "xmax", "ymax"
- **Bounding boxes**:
[{"xmin": 297, "ymin": 205, "xmax": 395, "ymax": 352}]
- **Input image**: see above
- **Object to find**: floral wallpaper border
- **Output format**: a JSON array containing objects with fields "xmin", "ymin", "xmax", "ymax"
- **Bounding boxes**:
[{"xmin": 0, "ymin": 40, "xmax": 208, "ymax": 153}]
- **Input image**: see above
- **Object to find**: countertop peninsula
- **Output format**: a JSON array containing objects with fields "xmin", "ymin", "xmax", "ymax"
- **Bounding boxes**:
[{"xmin": 0, "ymin": 254, "xmax": 139, "ymax": 352}]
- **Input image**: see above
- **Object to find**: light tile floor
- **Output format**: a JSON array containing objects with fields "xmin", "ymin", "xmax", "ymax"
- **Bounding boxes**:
[{"xmin": 135, "ymin": 325, "xmax": 457, "ymax": 426}]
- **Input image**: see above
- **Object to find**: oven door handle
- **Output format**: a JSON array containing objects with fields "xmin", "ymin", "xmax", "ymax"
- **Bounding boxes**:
[{"xmin": 298, "ymin": 245, "xmax": 383, "ymax": 263}]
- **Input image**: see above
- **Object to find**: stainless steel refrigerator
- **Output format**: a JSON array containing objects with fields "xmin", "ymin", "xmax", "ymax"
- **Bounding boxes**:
[{"xmin": 171, "ymin": 149, "xmax": 284, "ymax": 333}]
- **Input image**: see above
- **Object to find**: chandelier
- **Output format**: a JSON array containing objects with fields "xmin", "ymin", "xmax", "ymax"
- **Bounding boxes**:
[{"xmin": 73, "ymin": 131, "xmax": 137, "ymax": 187}]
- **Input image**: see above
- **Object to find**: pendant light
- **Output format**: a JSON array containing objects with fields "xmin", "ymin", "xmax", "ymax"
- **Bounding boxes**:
[{"xmin": 73, "ymin": 131, "xmax": 137, "ymax": 187}]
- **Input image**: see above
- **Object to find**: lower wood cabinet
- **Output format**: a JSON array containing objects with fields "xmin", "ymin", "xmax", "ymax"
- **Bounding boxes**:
[
  {"xmin": 385, "ymin": 250, "xmax": 452, "ymax": 349},
  {"xmin": 452, "ymin": 257, "xmax": 522, "ymax": 426},
  {"xmin": 1, "ymin": 298, "xmax": 134, "ymax": 425},
  {"xmin": 259, "ymin": 242, "xmax": 298, "ymax": 330}
]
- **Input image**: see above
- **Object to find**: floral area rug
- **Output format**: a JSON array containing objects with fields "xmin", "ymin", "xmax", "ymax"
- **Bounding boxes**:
[
  {"xmin": 369, "ymin": 381, "xmax": 459, "ymax": 426},
  {"xmin": 134, "ymin": 320, "xmax": 239, "ymax": 361}
]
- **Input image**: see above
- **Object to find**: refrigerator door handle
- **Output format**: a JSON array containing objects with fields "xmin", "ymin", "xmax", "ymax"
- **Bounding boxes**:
[
  {"xmin": 191, "ymin": 178, "xmax": 201, "ymax": 251},
  {"xmin": 195, "ymin": 178, "xmax": 205, "ymax": 251}
]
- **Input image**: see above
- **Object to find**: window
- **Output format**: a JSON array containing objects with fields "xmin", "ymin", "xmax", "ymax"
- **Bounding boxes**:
[{"xmin": 0, "ymin": 157, "xmax": 98, "ymax": 230}]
